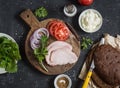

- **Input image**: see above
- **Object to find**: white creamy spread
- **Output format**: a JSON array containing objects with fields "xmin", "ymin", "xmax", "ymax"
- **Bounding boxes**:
[{"xmin": 81, "ymin": 10, "xmax": 102, "ymax": 32}]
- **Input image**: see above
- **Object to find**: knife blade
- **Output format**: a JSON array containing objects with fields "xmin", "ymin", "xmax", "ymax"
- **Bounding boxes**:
[
  {"xmin": 82, "ymin": 60, "xmax": 95, "ymax": 88},
  {"xmin": 65, "ymin": 22, "xmax": 80, "ymax": 41},
  {"xmin": 90, "ymin": 60, "xmax": 95, "ymax": 70}
]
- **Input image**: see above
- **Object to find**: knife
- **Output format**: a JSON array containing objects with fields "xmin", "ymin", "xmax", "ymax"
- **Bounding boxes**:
[
  {"xmin": 65, "ymin": 22, "xmax": 80, "ymax": 41},
  {"xmin": 82, "ymin": 60, "xmax": 95, "ymax": 88}
]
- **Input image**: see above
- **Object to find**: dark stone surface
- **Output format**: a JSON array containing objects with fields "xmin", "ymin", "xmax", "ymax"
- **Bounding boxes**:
[{"xmin": 0, "ymin": 0, "xmax": 120, "ymax": 88}]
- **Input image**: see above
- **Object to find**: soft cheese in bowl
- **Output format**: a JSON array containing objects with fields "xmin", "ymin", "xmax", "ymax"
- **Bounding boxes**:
[{"xmin": 78, "ymin": 9, "xmax": 103, "ymax": 33}]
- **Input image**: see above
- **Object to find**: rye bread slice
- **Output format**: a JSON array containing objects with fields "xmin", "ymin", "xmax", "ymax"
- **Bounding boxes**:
[
  {"xmin": 86, "ymin": 44, "xmax": 120, "ymax": 88},
  {"xmin": 93, "ymin": 45, "xmax": 120, "ymax": 86}
]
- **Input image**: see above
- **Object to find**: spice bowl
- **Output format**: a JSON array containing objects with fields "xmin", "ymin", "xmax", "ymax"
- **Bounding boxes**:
[
  {"xmin": 54, "ymin": 74, "xmax": 72, "ymax": 88},
  {"xmin": 63, "ymin": 3, "xmax": 77, "ymax": 17},
  {"xmin": 78, "ymin": 9, "xmax": 103, "ymax": 33}
]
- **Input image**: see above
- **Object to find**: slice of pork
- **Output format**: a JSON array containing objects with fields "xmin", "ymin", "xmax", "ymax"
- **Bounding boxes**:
[
  {"xmin": 46, "ymin": 47, "xmax": 77, "ymax": 66},
  {"xmin": 45, "ymin": 41, "xmax": 78, "ymax": 66},
  {"xmin": 47, "ymin": 41, "xmax": 72, "ymax": 50},
  {"xmin": 104, "ymin": 34, "xmax": 120, "ymax": 50}
]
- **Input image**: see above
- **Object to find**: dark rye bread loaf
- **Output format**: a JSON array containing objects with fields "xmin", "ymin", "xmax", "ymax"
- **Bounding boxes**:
[{"xmin": 93, "ymin": 45, "xmax": 120, "ymax": 86}]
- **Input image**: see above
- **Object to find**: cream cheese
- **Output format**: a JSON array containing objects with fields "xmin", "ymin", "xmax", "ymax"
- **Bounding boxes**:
[{"xmin": 79, "ymin": 9, "xmax": 102, "ymax": 33}]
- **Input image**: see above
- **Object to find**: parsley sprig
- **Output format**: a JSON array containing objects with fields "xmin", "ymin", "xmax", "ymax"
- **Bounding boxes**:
[
  {"xmin": 34, "ymin": 36, "xmax": 48, "ymax": 72},
  {"xmin": 81, "ymin": 37, "xmax": 93, "ymax": 50},
  {"xmin": 34, "ymin": 7, "xmax": 48, "ymax": 18}
]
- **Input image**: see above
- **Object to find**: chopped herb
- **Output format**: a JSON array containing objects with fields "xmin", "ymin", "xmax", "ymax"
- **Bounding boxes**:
[
  {"xmin": 34, "ymin": 7, "xmax": 48, "ymax": 18},
  {"xmin": 0, "ymin": 37, "xmax": 21, "ymax": 73},
  {"xmin": 81, "ymin": 37, "xmax": 93, "ymax": 50},
  {"xmin": 34, "ymin": 36, "xmax": 48, "ymax": 72}
]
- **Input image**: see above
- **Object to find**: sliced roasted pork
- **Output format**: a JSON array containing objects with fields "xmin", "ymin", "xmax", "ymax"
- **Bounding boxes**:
[
  {"xmin": 47, "ymin": 41, "xmax": 72, "ymax": 50},
  {"xmin": 45, "ymin": 41, "xmax": 78, "ymax": 66},
  {"xmin": 104, "ymin": 34, "xmax": 120, "ymax": 49}
]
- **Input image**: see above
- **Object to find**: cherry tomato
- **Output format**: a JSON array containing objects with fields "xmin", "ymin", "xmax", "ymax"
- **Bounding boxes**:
[{"xmin": 78, "ymin": 0, "xmax": 93, "ymax": 6}]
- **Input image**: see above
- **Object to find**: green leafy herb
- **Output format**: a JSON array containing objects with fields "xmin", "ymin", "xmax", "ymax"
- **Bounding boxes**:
[
  {"xmin": 34, "ymin": 7, "xmax": 48, "ymax": 18},
  {"xmin": 81, "ymin": 37, "xmax": 93, "ymax": 50},
  {"xmin": 34, "ymin": 36, "xmax": 48, "ymax": 72},
  {"xmin": 0, "ymin": 37, "xmax": 21, "ymax": 73}
]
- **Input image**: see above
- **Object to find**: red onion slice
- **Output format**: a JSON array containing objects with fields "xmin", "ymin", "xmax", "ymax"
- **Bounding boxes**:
[
  {"xmin": 30, "ymin": 37, "xmax": 40, "ymax": 50},
  {"xmin": 33, "ymin": 28, "xmax": 49, "ymax": 39},
  {"xmin": 30, "ymin": 28, "xmax": 49, "ymax": 50}
]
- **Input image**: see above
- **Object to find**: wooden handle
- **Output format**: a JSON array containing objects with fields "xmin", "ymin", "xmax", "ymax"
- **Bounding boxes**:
[
  {"xmin": 82, "ymin": 71, "xmax": 92, "ymax": 88},
  {"xmin": 20, "ymin": 9, "xmax": 40, "ymax": 30}
]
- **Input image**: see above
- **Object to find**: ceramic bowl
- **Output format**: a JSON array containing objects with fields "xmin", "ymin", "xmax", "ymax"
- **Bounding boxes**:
[
  {"xmin": 78, "ymin": 9, "xmax": 103, "ymax": 33},
  {"xmin": 54, "ymin": 74, "xmax": 72, "ymax": 88},
  {"xmin": 0, "ymin": 33, "xmax": 16, "ymax": 74}
]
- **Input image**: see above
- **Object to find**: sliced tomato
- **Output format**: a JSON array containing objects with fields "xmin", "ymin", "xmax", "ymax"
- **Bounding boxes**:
[
  {"xmin": 47, "ymin": 20, "xmax": 56, "ymax": 30},
  {"xmin": 49, "ymin": 22, "xmax": 59, "ymax": 36},
  {"xmin": 46, "ymin": 21, "xmax": 52, "ymax": 30},
  {"xmin": 54, "ymin": 26, "xmax": 69, "ymax": 41},
  {"xmin": 47, "ymin": 20, "xmax": 70, "ymax": 41}
]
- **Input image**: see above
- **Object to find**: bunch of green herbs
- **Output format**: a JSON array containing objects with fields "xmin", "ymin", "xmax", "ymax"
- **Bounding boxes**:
[
  {"xmin": 34, "ymin": 35, "xmax": 48, "ymax": 72},
  {"xmin": 34, "ymin": 7, "xmax": 48, "ymax": 18},
  {"xmin": 81, "ymin": 37, "xmax": 93, "ymax": 50},
  {"xmin": 0, "ymin": 37, "xmax": 21, "ymax": 73}
]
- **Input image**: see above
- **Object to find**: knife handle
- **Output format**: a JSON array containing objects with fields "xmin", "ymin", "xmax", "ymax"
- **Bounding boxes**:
[{"xmin": 82, "ymin": 70, "xmax": 92, "ymax": 88}]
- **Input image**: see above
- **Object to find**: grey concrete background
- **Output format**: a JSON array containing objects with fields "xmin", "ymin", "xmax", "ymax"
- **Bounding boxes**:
[{"xmin": 0, "ymin": 0, "xmax": 120, "ymax": 88}]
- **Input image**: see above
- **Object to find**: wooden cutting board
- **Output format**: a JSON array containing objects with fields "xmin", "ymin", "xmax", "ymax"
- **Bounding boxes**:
[{"xmin": 20, "ymin": 9, "xmax": 81, "ymax": 75}]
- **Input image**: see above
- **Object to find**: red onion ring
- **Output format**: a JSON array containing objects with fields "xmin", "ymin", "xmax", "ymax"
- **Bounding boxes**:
[
  {"xmin": 30, "ymin": 28, "xmax": 49, "ymax": 50},
  {"xmin": 33, "ymin": 28, "xmax": 49, "ymax": 39},
  {"xmin": 30, "ymin": 37, "xmax": 40, "ymax": 50}
]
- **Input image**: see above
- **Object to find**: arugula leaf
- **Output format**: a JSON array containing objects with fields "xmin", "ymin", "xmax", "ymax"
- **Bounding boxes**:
[
  {"xmin": 34, "ymin": 7, "xmax": 48, "ymax": 18},
  {"xmin": 34, "ymin": 36, "xmax": 48, "ymax": 72},
  {"xmin": 0, "ymin": 37, "xmax": 21, "ymax": 73},
  {"xmin": 81, "ymin": 37, "xmax": 93, "ymax": 50},
  {"xmin": 6, "ymin": 60, "xmax": 17, "ymax": 73}
]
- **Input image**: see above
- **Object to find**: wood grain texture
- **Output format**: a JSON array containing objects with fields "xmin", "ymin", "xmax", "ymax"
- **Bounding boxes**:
[{"xmin": 20, "ymin": 9, "xmax": 81, "ymax": 75}]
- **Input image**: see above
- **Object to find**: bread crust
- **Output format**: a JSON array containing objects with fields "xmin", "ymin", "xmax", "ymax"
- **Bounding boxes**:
[{"xmin": 86, "ymin": 44, "xmax": 120, "ymax": 88}]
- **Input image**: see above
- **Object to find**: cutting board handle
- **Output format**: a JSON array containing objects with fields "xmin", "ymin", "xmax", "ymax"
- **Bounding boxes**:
[{"xmin": 20, "ymin": 9, "xmax": 40, "ymax": 30}]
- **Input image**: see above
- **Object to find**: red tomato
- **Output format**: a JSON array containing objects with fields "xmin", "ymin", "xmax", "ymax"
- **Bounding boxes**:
[
  {"xmin": 47, "ymin": 20, "xmax": 58, "ymax": 31},
  {"xmin": 49, "ymin": 23, "xmax": 59, "ymax": 36},
  {"xmin": 47, "ymin": 20, "xmax": 70, "ymax": 41},
  {"xmin": 54, "ymin": 26, "xmax": 69, "ymax": 41},
  {"xmin": 78, "ymin": 0, "xmax": 93, "ymax": 6}
]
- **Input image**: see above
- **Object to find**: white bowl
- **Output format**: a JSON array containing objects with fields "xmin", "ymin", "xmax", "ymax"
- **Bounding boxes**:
[
  {"xmin": 0, "ymin": 33, "xmax": 16, "ymax": 74},
  {"xmin": 54, "ymin": 74, "xmax": 72, "ymax": 88},
  {"xmin": 63, "ymin": 4, "xmax": 77, "ymax": 17},
  {"xmin": 78, "ymin": 9, "xmax": 103, "ymax": 33}
]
